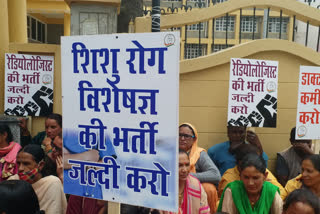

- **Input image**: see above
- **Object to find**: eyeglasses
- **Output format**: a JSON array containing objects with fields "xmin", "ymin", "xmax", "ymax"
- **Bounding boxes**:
[{"xmin": 179, "ymin": 134, "xmax": 195, "ymax": 140}]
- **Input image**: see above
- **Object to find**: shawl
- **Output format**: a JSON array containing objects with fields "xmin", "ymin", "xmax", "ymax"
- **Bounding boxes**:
[
  {"xmin": 285, "ymin": 174, "xmax": 303, "ymax": 196},
  {"xmin": 180, "ymin": 123, "xmax": 205, "ymax": 173},
  {"xmin": 9, "ymin": 174, "xmax": 67, "ymax": 214},
  {"xmin": 218, "ymin": 180, "xmax": 279, "ymax": 214},
  {"xmin": 162, "ymin": 175, "xmax": 210, "ymax": 214},
  {"xmin": 218, "ymin": 166, "xmax": 287, "ymax": 200},
  {"xmin": 0, "ymin": 142, "xmax": 21, "ymax": 181}
]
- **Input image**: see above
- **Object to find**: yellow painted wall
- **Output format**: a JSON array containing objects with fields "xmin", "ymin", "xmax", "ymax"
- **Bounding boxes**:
[
  {"xmin": 0, "ymin": 0, "xmax": 10, "ymax": 114},
  {"xmin": 27, "ymin": 0, "xmax": 70, "ymax": 14},
  {"xmin": 179, "ymin": 39, "xmax": 320, "ymax": 171},
  {"xmin": 8, "ymin": 0, "xmax": 28, "ymax": 43},
  {"xmin": 7, "ymin": 43, "xmax": 61, "ymax": 137}
]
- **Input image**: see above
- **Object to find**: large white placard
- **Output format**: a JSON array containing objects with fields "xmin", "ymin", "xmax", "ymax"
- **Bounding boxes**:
[
  {"xmin": 61, "ymin": 32, "xmax": 180, "ymax": 212},
  {"xmin": 4, "ymin": 53, "xmax": 54, "ymax": 116},
  {"xmin": 228, "ymin": 58, "xmax": 278, "ymax": 127},
  {"xmin": 296, "ymin": 66, "xmax": 320, "ymax": 139}
]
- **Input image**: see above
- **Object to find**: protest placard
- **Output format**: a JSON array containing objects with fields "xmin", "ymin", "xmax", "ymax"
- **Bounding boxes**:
[
  {"xmin": 61, "ymin": 32, "xmax": 180, "ymax": 212},
  {"xmin": 4, "ymin": 53, "xmax": 54, "ymax": 116},
  {"xmin": 228, "ymin": 58, "xmax": 278, "ymax": 127},
  {"xmin": 296, "ymin": 66, "xmax": 320, "ymax": 139}
]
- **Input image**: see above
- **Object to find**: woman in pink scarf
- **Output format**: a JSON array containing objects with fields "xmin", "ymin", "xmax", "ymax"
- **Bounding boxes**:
[
  {"xmin": 159, "ymin": 150, "xmax": 210, "ymax": 214},
  {"xmin": 0, "ymin": 124, "xmax": 21, "ymax": 181}
]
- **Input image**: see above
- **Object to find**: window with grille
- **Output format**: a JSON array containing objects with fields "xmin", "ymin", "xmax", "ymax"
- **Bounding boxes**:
[
  {"xmin": 268, "ymin": 17, "xmax": 289, "ymax": 33},
  {"xmin": 27, "ymin": 16, "xmax": 46, "ymax": 43},
  {"xmin": 187, "ymin": 23, "xmax": 204, "ymax": 31},
  {"xmin": 215, "ymin": 16, "xmax": 235, "ymax": 31},
  {"xmin": 212, "ymin": 44, "xmax": 233, "ymax": 52},
  {"xmin": 162, "ymin": 27, "xmax": 181, "ymax": 32},
  {"xmin": 185, "ymin": 44, "xmax": 207, "ymax": 59},
  {"xmin": 240, "ymin": 16, "xmax": 258, "ymax": 33}
]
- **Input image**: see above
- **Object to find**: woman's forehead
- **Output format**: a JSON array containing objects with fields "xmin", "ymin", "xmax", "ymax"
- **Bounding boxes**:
[
  {"xmin": 179, "ymin": 153, "xmax": 189, "ymax": 160},
  {"xmin": 302, "ymin": 159, "xmax": 317, "ymax": 169},
  {"xmin": 179, "ymin": 126, "xmax": 193, "ymax": 133},
  {"xmin": 241, "ymin": 166, "xmax": 264, "ymax": 175},
  {"xmin": 17, "ymin": 152, "xmax": 35, "ymax": 161},
  {"xmin": 45, "ymin": 118, "xmax": 59, "ymax": 126}
]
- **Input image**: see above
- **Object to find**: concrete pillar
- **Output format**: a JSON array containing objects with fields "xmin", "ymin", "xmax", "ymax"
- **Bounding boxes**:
[
  {"xmin": 8, "ymin": 0, "xmax": 28, "ymax": 43},
  {"xmin": 128, "ymin": 19, "xmax": 135, "ymax": 33},
  {"xmin": 64, "ymin": 13, "xmax": 71, "ymax": 36},
  {"xmin": 66, "ymin": 0, "xmax": 120, "ymax": 36},
  {"xmin": 234, "ymin": 10, "xmax": 240, "ymax": 44},
  {"xmin": 207, "ymin": 19, "xmax": 213, "ymax": 54},
  {"xmin": 0, "ymin": 116, "xmax": 21, "ymax": 144},
  {"xmin": 0, "ymin": 0, "xmax": 10, "ymax": 113}
]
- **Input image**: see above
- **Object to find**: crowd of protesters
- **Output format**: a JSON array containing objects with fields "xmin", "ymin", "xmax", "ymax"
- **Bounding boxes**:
[{"xmin": 0, "ymin": 115, "xmax": 319, "ymax": 214}]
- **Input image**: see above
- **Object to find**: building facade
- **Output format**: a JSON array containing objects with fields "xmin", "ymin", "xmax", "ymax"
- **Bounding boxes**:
[
  {"xmin": 295, "ymin": 0, "xmax": 320, "ymax": 51},
  {"xmin": 143, "ymin": 0, "xmax": 317, "ymax": 59}
]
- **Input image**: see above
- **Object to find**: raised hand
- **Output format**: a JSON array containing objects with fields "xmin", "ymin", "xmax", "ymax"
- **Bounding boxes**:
[
  {"xmin": 11, "ymin": 105, "xmax": 26, "ymax": 116},
  {"xmin": 24, "ymin": 101, "xmax": 39, "ymax": 116},
  {"xmin": 293, "ymin": 143, "xmax": 314, "ymax": 155},
  {"xmin": 32, "ymin": 86, "xmax": 53, "ymax": 115},
  {"xmin": 248, "ymin": 111, "xmax": 263, "ymax": 127},
  {"xmin": 235, "ymin": 115, "xmax": 249, "ymax": 126},
  {"xmin": 56, "ymin": 155, "xmax": 63, "ymax": 183},
  {"xmin": 228, "ymin": 119, "xmax": 238, "ymax": 126},
  {"xmin": 4, "ymin": 108, "xmax": 13, "ymax": 115},
  {"xmin": 256, "ymin": 94, "xmax": 277, "ymax": 127},
  {"xmin": 246, "ymin": 130, "xmax": 263, "ymax": 154}
]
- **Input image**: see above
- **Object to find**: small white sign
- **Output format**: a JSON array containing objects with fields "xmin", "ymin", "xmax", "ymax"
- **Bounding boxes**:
[
  {"xmin": 296, "ymin": 66, "xmax": 320, "ymax": 139},
  {"xmin": 228, "ymin": 58, "xmax": 279, "ymax": 127},
  {"xmin": 4, "ymin": 53, "xmax": 54, "ymax": 116}
]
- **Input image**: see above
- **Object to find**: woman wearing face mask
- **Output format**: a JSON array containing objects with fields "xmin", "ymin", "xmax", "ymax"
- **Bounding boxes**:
[
  {"xmin": 9, "ymin": 144, "xmax": 67, "ymax": 214},
  {"xmin": 0, "ymin": 124, "xmax": 21, "ymax": 181},
  {"xmin": 285, "ymin": 154, "xmax": 320, "ymax": 198},
  {"xmin": 20, "ymin": 113, "xmax": 62, "ymax": 149},
  {"xmin": 217, "ymin": 153, "xmax": 283, "ymax": 214}
]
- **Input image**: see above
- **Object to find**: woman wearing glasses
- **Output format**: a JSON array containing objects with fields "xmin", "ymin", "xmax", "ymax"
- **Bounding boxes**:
[
  {"xmin": 153, "ymin": 150, "xmax": 210, "ymax": 214},
  {"xmin": 179, "ymin": 123, "xmax": 221, "ymax": 213}
]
